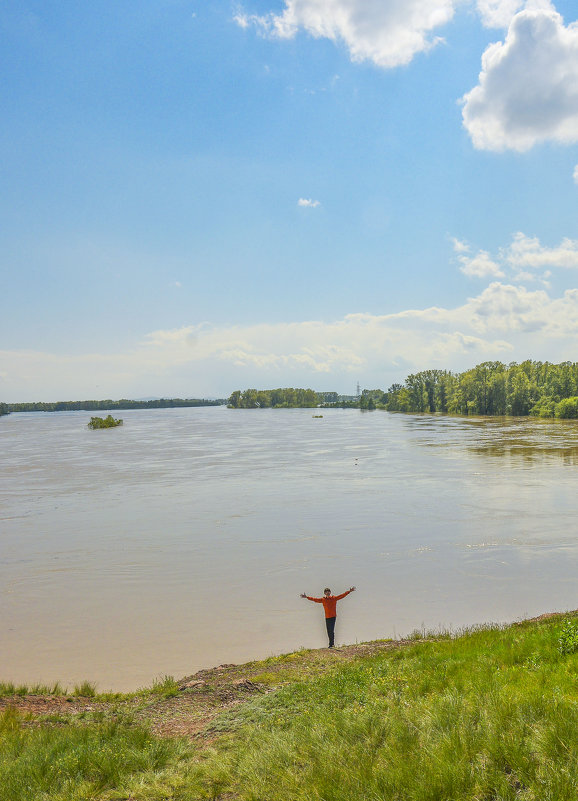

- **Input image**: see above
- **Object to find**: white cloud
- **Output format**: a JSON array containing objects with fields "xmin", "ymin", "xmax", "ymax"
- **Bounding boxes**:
[
  {"xmin": 574, "ymin": 164, "xmax": 578, "ymax": 184},
  {"xmin": 476, "ymin": 0, "xmax": 552, "ymax": 28},
  {"xmin": 451, "ymin": 237, "xmax": 470, "ymax": 253},
  {"xmin": 477, "ymin": 0, "xmax": 525, "ymax": 28},
  {"xmin": 233, "ymin": 11, "xmax": 251, "ymax": 29},
  {"xmin": 235, "ymin": 0, "xmax": 459, "ymax": 68},
  {"xmin": 462, "ymin": 7, "xmax": 578, "ymax": 151},
  {"xmin": 502, "ymin": 232, "xmax": 578, "ymax": 269},
  {"xmin": 454, "ymin": 232, "xmax": 578, "ymax": 281},
  {"xmin": 298, "ymin": 197, "xmax": 321, "ymax": 207},
  {"xmin": 458, "ymin": 249, "xmax": 504, "ymax": 278}
]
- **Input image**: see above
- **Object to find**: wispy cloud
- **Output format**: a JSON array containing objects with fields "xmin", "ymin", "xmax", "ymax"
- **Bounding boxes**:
[
  {"xmin": 457, "ymin": 249, "xmax": 504, "ymax": 278},
  {"xmin": 451, "ymin": 237, "xmax": 470, "ymax": 254},
  {"xmin": 476, "ymin": 0, "xmax": 552, "ymax": 29},
  {"xmin": 298, "ymin": 198, "xmax": 321, "ymax": 208},
  {"xmin": 455, "ymin": 232, "xmax": 578, "ymax": 280}
]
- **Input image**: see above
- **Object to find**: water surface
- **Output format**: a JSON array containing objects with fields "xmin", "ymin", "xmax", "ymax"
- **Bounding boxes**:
[{"xmin": 1, "ymin": 407, "xmax": 577, "ymax": 690}]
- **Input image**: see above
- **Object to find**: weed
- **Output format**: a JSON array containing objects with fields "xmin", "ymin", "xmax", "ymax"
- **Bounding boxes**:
[
  {"xmin": 146, "ymin": 675, "xmax": 180, "ymax": 699},
  {"xmin": 558, "ymin": 621, "xmax": 578, "ymax": 654},
  {"xmin": 72, "ymin": 681, "xmax": 97, "ymax": 697}
]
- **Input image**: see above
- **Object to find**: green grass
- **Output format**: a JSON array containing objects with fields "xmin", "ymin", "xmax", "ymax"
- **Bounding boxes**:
[
  {"xmin": 139, "ymin": 674, "xmax": 181, "ymax": 699},
  {"xmin": 3, "ymin": 615, "xmax": 578, "ymax": 800},
  {"xmin": 187, "ymin": 615, "xmax": 578, "ymax": 800},
  {"xmin": 0, "ymin": 682, "xmax": 66, "ymax": 698},
  {"xmin": 0, "ymin": 708, "xmax": 190, "ymax": 801}
]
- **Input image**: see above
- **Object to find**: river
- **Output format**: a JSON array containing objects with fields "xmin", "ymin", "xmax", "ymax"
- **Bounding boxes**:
[{"xmin": 1, "ymin": 406, "xmax": 577, "ymax": 690}]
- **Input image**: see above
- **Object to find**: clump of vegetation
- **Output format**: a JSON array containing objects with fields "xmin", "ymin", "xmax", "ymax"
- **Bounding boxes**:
[
  {"xmin": 558, "ymin": 620, "xmax": 578, "ymax": 654},
  {"xmin": 72, "ymin": 681, "xmax": 97, "ymax": 698},
  {"xmin": 87, "ymin": 414, "xmax": 123, "ymax": 429},
  {"xmin": 143, "ymin": 675, "xmax": 181, "ymax": 699}
]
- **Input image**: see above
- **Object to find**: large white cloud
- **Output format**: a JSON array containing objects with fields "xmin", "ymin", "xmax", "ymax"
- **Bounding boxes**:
[
  {"xmin": 462, "ymin": 7, "xmax": 578, "ymax": 151},
  {"xmin": 235, "ymin": 0, "xmax": 458, "ymax": 68}
]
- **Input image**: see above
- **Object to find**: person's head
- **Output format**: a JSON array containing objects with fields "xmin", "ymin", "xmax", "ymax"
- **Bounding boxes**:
[{"xmin": 324, "ymin": 588, "xmax": 331, "ymax": 596}]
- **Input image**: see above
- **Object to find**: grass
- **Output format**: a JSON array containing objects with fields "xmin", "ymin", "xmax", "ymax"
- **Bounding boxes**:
[
  {"xmin": 0, "ymin": 675, "xmax": 179, "ymax": 702},
  {"xmin": 0, "ymin": 708, "xmax": 190, "ymax": 801},
  {"xmin": 3, "ymin": 614, "xmax": 578, "ymax": 799},
  {"xmin": 0, "ymin": 682, "xmax": 66, "ymax": 698}
]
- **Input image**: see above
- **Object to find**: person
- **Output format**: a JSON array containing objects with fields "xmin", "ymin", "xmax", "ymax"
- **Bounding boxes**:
[{"xmin": 300, "ymin": 586, "xmax": 356, "ymax": 648}]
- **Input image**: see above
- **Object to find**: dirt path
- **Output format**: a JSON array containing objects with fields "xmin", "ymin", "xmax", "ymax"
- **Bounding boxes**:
[{"xmin": 0, "ymin": 639, "xmax": 413, "ymax": 740}]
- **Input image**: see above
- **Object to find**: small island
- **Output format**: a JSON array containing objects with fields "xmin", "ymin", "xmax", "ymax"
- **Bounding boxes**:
[{"xmin": 87, "ymin": 415, "xmax": 123, "ymax": 429}]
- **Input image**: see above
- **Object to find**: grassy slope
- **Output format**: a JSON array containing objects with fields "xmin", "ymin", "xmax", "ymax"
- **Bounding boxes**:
[{"xmin": 2, "ymin": 613, "xmax": 578, "ymax": 800}]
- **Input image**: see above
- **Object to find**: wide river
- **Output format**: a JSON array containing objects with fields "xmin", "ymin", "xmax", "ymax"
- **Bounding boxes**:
[{"xmin": 1, "ymin": 407, "xmax": 577, "ymax": 690}]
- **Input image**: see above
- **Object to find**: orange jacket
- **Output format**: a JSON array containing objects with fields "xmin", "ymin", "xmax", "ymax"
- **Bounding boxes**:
[{"xmin": 306, "ymin": 590, "xmax": 352, "ymax": 618}]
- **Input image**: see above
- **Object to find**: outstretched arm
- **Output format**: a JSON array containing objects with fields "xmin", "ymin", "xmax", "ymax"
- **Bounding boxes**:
[
  {"xmin": 334, "ymin": 586, "xmax": 356, "ymax": 600},
  {"xmin": 300, "ymin": 593, "xmax": 323, "ymax": 602}
]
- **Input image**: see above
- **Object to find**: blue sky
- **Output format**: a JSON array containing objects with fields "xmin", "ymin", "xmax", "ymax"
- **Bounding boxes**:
[{"xmin": 1, "ymin": 0, "xmax": 578, "ymax": 401}]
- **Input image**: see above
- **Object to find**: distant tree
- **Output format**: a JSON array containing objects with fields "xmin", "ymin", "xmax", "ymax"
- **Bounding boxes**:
[
  {"xmin": 228, "ymin": 388, "xmax": 322, "ymax": 409},
  {"xmin": 9, "ymin": 398, "xmax": 224, "ymax": 413}
]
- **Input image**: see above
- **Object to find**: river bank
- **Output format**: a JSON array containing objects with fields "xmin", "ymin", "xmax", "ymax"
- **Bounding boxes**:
[{"xmin": 2, "ymin": 609, "xmax": 578, "ymax": 800}]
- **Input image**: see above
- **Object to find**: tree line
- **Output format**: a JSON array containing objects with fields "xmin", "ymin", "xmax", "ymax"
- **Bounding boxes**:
[
  {"xmin": 228, "ymin": 388, "xmax": 321, "ymax": 408},
  {"xmin": 3, "ymin": 398, "xmax": 226, "ymax": 413},
  {"xmin": 229, "ymin": 361, "xmax": 578, "ymax": 418},
  {"xmin": 360, "ymin": 360, "xmax": 578, "ymax": 418}
]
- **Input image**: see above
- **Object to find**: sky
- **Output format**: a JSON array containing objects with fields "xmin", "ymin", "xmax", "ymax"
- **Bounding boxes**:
[{"xmin": 1, "ymin": 0, "xmax": 578, "ymax": 401}]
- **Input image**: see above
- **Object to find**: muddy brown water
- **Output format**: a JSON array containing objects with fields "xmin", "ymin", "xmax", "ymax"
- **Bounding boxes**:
[{"xmin": 1, "ymin": 407, "xmax": 577, "ymax": 690}]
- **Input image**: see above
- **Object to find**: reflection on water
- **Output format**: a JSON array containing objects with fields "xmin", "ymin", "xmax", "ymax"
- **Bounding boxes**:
[
  {"xmin": 405, "ymin": 413, "xmax": 578, "ymax": 464},
  {"xmin": 1, "ymin": 408, "xmax": 577, "ymax": 690}
]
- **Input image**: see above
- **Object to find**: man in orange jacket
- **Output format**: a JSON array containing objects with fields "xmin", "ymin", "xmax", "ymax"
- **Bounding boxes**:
[{"xmin": 300, "ymin": 586, "xmax": 356, "ymax": 648}]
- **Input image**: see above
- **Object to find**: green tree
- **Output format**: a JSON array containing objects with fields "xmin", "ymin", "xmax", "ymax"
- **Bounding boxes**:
[
  {"xmin": 507, "ymin": 366, "xmax": 535, "ymax": 416},
  {"xmin": 555, "ymin": 397, "xmax": 578, "ymax": 418}
]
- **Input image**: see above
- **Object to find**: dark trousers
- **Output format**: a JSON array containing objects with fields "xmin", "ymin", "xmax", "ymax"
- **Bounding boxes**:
[{"xmin": 325, "ymin": 616, "xmax": 336, "ymax": 647}]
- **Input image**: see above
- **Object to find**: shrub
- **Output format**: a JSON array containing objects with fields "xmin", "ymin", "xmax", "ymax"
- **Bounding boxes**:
[
  {"xmin": 87, "ymin": 415, "xmax": 123, "ymax": 429},
  {"xmin": 558, "ymin": 622, "xmax": 578, "ymax": 654},
  {"xmin": 554, "ymin": 396, "xmax": 578, "ymax": 419}
]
